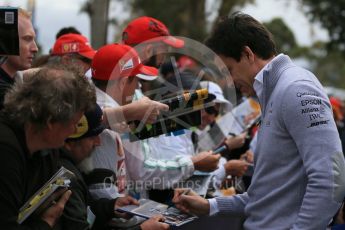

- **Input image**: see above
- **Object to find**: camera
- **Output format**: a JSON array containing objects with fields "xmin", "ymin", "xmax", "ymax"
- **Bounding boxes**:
[{"xmin": 0, "ymin": 7, "xmax": 19, "ymax": 64}]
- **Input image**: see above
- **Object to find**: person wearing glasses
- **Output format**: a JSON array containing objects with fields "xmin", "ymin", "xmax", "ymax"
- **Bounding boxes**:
[
  {"xmin": 196, "ymin": 81, "xmax": 249, "ymax": 185},
  {"xmin": 198, "ymin": 80, "xmax": 232, "ymax": 130}
]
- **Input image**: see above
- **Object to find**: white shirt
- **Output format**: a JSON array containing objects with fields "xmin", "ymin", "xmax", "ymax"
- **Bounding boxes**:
[
  {"xmin": 95, "ymin": 86, "xmax": 119, "ymax": 108},
  {"xmin": 86, "ymin": 86, "xmax": 127, "ymax": 198},
  {"xmin": 253, "ymin": 54, "xmax": 284, "ymax": 100},
  {"xmin": 122, "ymin": 90, "xmax": 195, "ymax": 197},
  {"xmin": 253, "ymin": 68, "xmax": 264, "ymax": 100}
]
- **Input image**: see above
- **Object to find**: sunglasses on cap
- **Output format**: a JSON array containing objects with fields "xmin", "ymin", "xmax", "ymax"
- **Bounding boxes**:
[
  {"xmin": 205, "ymin": 106, "xmax": 219, "ymax": 116},
  {"xmin": 68, "ymin": 53, "xmax": 92, "ymax": 65},
  {"xmin": 76, "ymin": 55, "xmax": 92, "ymax": 64}
]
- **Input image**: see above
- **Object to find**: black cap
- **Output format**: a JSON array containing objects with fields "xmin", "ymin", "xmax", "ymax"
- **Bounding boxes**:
[{"xmin": 67, "ymin": 103, "xmax": 105, "ymax": 140}]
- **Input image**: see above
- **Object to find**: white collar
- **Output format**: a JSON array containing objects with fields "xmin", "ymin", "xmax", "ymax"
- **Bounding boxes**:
[
  {"xmin": 253, "ymin": 54, "xmax": 284, "ymax": 99},
  {"xmin": 95, "ymin": 86, "xmax": 120, "ymax": 108},
  {"xmin": 253, "ymin": 70, "xmax": 264, "ymax": 100}
]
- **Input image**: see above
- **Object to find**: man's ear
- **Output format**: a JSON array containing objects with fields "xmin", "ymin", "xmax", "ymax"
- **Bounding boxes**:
[
  {"xmin": 243, "ymin": 46, "xmax": 255, "ymax": 64},
  {"xmin": 143, "ymin": 44, "xmax": 154, "ymax": 60},
  {"xmin": 46, "ymin": 118, "xmax": 54, "ymax": 131},
  {"xmin": 118, "ymin": 77, "xmax": 128, "ymax": 91},
  {"xmin": 64, "ymin": 141, "xmax": 73, "ymax": 152}
]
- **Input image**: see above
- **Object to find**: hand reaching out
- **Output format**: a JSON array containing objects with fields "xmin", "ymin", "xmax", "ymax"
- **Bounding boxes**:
[
  {"xmin": 114, "ymin": 195, "xmax": 139, "ymax": 219},
  {"xmin": 240, "ymin": 150, "xmax": 254, "ymax": 164},
  {"xmin": 192, "ymin": 151, "xmax": 221, "ymax": 172},
  {"xmin": 224, "ymin": 132, "xmax": 247, "ymax": 151},
  {"xmin": 224, "ymin": 160, "xmax": 249, "ymax": 177},
  {"xmin": 125, "ymin": 96, "xmax": 169, "ymax": 124}
]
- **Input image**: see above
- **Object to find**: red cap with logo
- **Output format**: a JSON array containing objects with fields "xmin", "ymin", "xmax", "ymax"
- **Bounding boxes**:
[
  {"xmin": 91, "ymin": 43, "xmax": 158, "ymax": 81},
  {"xmin": 51, "ymin": 33, "xmax": 96, "ymax": 59},
  {"xmin": 122, "ymin": 16, "xmax": 184, "ymax": 48}
]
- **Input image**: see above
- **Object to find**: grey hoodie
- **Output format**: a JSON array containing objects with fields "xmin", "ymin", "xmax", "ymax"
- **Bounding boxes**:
[{"xmin": 215, "ymin": 54, "xmax": 345, "ymax": 230}]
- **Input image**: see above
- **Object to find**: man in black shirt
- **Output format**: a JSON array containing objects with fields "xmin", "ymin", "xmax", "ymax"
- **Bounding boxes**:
[
  {"xmin": 0, "ymin": 66, "xmax": 96, "ymax": 229},
  {"xmin": 60, "ymin": 103, "xmax": 169, "ymax": 230}
]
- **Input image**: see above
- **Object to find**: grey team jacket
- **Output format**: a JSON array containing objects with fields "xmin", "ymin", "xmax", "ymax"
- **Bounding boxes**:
[{"xmin": 215, "ymin": 54, "xmax": 345, "ymax": 230}]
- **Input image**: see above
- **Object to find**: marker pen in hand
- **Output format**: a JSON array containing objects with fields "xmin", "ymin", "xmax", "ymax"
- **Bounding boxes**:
[{"xmin": 212, "ymin": 145, "xmax": 226, "ymax": 155}]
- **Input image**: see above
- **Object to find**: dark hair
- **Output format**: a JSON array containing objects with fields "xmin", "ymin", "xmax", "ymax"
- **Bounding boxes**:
[
  {"xmin": 92, "ymin": 78, "xmax": 106, "ymax": 89},
  {"xmin": 3, "ymin": 66, "xmax": 96, "ymax": 129},
  {"xmin": 205, "ymin": 12, "xmax": 277, "ymax": 61},
  {"xmin": 127, "ymin": 76, "xmax": 136, "ymax": 84},
  {"xmin": 56, "ymin": 26, "xmax": 81, "ymax": 40},
  {"xmin": 93, "ymin": 76, "xmax": 135, "ymax": 93}
]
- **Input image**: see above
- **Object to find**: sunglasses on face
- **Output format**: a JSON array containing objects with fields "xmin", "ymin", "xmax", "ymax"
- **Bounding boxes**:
[{"xmin": 205, "ymin": 106, "xmax": 219, "ymax": 116}]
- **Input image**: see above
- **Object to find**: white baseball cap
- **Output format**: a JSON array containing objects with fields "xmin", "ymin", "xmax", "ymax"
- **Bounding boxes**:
[{"xmin": 200, "ymin": 81, "xmax": 232, "ymax": 112}]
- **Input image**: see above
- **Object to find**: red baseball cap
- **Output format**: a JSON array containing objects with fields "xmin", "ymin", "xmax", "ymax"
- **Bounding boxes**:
[
  {"xmin": 91, "ymin": 43, "xmax": 158, "ymax": 81},
  {"xmin": 51, "ymin": 33, "xmax": 96, "ymax": 59},
  {"xmin": 122, "ymin": 16, "xmax": 184, "ymax": 48},
  {"xmin": 330, "ymin": 96, "xmax": 342, "ymax": 109}
]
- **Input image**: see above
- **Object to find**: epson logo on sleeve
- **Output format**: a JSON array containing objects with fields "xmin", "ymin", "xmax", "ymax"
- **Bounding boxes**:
[{"xmin": 301, "ymin": 99, "xmax": 322, "ymax": 106}]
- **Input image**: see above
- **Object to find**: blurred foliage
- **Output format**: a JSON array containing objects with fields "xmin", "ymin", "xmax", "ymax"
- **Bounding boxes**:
[
  {"xmin": 126, "ymin": 0, "xmax": 345, "ymax": 89},
  {"xmin": 126, "ymin": 0, "xmax": 254, "ymax": 42},
  {"xmin": 129, "ymin": 0, "xmax": 207, "ymax": 41},
  {"xmin": 80, "ymin": 0, "xmax": 345, "ymax": 89},
  {"xmin": 313, "ymin": 52, "xmax": 345, "ymax": 89},
  {"xmin": 236, "ymin": 0, "xmax": 345, "ymax": 89},
  {"xmin": 80, "ymin": 0, "xmax": 110, "ymax": 48},
  {"xmin": 299, "ymin": 0, "xmax": 345, "ymax": 52},
  {"xmin": 81, "ymin": 0, "xmax": 255, "ymax": 43},
  {"xmin": 305, "ymin": 41, "xmax": 345, "ymax": 89},
  {"xmin": 295, "ymin": 0, "xmax": 345, "ymax": 88},
  {"xmin": 263, "ymin": 18, "xmax": 298, "ymax": 57}
]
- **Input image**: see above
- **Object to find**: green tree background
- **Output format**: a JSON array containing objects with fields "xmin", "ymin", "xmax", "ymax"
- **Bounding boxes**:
[{"xmin": 82, "ymin": 0, "xmax": 345, "ymax": 89}]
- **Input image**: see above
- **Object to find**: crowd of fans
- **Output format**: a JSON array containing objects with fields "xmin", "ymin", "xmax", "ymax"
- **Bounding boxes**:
[{"xmin": 0, "ymin": 6, "xmax": 345, "ymax": 230}]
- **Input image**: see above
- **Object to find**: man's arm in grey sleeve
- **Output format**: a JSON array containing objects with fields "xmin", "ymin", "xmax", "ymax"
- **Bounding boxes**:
[
  {"xmin": 214, "ymin": 192, "xmax": 249, "ymax": 216},
  {"xmin": 282, "ymin": 80, "xmax": 345, "ymax": 229}
]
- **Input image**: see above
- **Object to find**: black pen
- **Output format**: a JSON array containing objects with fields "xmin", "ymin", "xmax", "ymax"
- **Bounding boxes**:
[{"xmin": 213, "ymin": 145, "xmax": 226, "ymax": 154}]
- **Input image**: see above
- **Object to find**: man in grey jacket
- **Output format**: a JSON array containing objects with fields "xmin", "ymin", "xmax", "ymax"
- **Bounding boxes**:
[{"xmin": 173, "ymin": 12, "xmax": 345, "ymax": 230}]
